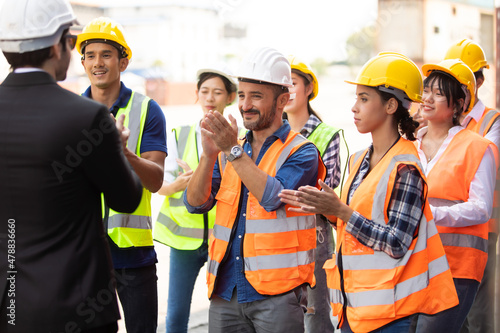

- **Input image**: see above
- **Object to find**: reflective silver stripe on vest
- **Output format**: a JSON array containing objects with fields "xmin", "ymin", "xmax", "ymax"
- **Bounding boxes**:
[
  {"xmin": 244, "ymin": 249, "xmax": 315, "ymax": 271},
  {"xmin": 176, "ymin": 126, "xmax": 191, "ymax": 160},
  {"xmin": 156, "ymin": 211, "xmax": 204, "ymax": 239},
  {"xmin": 167, "ymin": 196, "xmax": 185, "ymax": 208},
  {"xmin": 439, "ymin": 233, "xmax": 488, "ymax": 253},
  {"xmin": 213, "ymin": 223, "xmax": 232, "ymax": 242},
  {"xmin": 246, "ymin": 211, "xmax": 316, "ymax": 234},
  {"xmin": 342, "ymin": 215, "xmax": 438, "ymax": 271},
  {"xmin": 276, "ymin": 134, "xmax": 308, "ymax": 171},
  {"xmin": 479, "ymin": 109, "xmax": 500, "ymax": 136},
  {"xmin": 330, "ymin": 254, "xmax": 449, "ymax": 307},
  {"xmin": 127, "ymin": 92, "xmax": 148, "ymax": 154},
  {"xmin": 372, "ymin": 154, "xmax": 422, "ymax": 223},
  {"xmin": 108, "ymin": 214, "xmax": 152, "ymax": 229}
]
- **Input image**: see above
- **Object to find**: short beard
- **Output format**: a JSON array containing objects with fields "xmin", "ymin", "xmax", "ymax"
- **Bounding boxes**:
[{"xmin": 242, "ymin": 100, "xmax": 277, "ymax": 131}]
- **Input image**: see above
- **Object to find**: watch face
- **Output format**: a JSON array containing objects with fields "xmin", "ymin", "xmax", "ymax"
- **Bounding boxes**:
[{"xmin": 231, "ymin": 146, "xmax": 242, "ymax": 156}]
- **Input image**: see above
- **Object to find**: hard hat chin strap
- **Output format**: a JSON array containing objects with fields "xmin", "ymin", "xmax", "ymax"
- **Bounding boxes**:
[{"xmin": 378, "ymin": 86, "xmax": 412, "ymax": 109}]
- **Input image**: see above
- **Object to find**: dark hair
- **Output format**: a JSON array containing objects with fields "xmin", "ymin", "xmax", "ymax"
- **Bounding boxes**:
[
  {"xmin": 197, "ymin": 72, "xmax": 236, "ymax": 94},
  {"xmin": 424, "ymin": 71, "xmax": 465, "ymax": 126},
  {"xmin": 3, "ymin": 29, "xmax": 69, "ymax": 70},
  {"xmin": 474, "ymin": 70, "xmax": 484, "ymax": 82},
  {"xmin": 377, "ymin": 89, "xmax": 419, "ymax": 141},
  {"xmin": 291, "ymin": 69, "xmax": 322, "ymax": 122}
]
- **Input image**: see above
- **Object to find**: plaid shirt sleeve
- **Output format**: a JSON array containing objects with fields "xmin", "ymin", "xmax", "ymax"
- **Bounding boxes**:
[
  {"xmin": 345, "ymin": 164, "xmax": 425, "ymax": 259},
  {"xmin": 322, "ymin": 133, "xmax": 341, "ymax": 188}
]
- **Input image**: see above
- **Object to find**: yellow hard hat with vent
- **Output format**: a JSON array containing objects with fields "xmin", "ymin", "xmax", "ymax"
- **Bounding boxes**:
[
  {"xmin": 444, "ymin": 39, "xmax": 489, "ymax": 73},
  {"xmin": 287, "ymin": 55, "xmax": 318, "ymax": 100},
  {"xmin": 422, "ymin": 58, "xmax": 476, "ymax": 114},
  {"xmin": 345, "ymin": 52, "xmax": 423, "ymax": 106},
  {"xmin": 76, "ymin": 17, "xmax": 132, "ymax": 60}
]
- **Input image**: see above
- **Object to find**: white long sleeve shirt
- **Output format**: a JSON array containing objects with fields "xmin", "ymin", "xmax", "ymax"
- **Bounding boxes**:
[
  {"xmin": 416, "ymin": 126, "xmax": 497, "ymax": 228},
  {"xmin": 163, "ymin": 121, "xmax": 203, "ymax": 183}
]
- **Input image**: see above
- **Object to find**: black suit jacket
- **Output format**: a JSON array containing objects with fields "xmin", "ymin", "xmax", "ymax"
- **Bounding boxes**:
[{"xmin": 0, "ymin": 71, "xmax": 143, "ymax": 332}]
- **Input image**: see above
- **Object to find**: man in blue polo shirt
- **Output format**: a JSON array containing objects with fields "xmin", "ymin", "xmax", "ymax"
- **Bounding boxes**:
[{"xmin": 76, "ymin": 17, "xmax": 167, "ymax": 333}]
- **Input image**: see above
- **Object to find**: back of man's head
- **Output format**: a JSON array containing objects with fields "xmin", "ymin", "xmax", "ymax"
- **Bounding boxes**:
[{"xmin": 0, "ymin": 0, "xmax": 77, "ymax": 68}]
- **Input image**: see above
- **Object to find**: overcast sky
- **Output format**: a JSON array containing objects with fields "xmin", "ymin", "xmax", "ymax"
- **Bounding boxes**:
[{"xmin": 221, "ymin": 0, "xmax": 378, "ymax": 62}]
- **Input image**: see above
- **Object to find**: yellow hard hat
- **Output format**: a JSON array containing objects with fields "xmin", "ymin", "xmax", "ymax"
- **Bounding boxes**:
[
  {"xmin": 345, "ymin": 52, "xmax": 423, "ymax": 105},
  {"xmin": 287, "ymin": 55, "xmax": 318, "ymax": 100},
  {"xmin": 422, "ymin": 58, "xmax": 476, "ymax": 113},
  {"xmin": 76, "ymin": 17, "xmax": 132, "ymax": 60},
  {"xmin": 444, "ymin": 39, "xmax": 489, "ymax": 73}
]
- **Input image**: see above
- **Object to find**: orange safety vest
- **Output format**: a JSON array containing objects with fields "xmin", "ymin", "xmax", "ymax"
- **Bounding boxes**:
[
  {"xmin": 465, "ymin": 106, "xmax": 500, "ymax": 234},
  {"xmin": 324, "ymin": 138, "xmax": 457, "ymax": 333},
  {"xmin": 426, "ymin": 129, "xmax": 497, "ymax": 282},
  {"xmin": 206, "ymin": 131, "xmax": 326, "ymax": 298}
]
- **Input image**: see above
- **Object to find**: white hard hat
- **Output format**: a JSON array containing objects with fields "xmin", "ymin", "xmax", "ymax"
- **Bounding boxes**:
[
  {"xmin": 0, "ymin": 0, "xmax": 77, "ymax": 53},
  {"xmin": 196, "ymin": 63, "xmax": 237, "ymax": 88},
  {"xmin": 234, "ymin": 47, "xmax": 293, "ymax": 87}
]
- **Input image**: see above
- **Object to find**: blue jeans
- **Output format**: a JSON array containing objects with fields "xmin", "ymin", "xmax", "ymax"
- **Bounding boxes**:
[
  {"xmin": 166, "ymin": 244, "xmax": 208, "ymax": 333},
  {"xmin": 342, "ymin": 315, "xmax": 413, "ymax": 333},
  {"xmin": 412, "ymin": 278, "xmax": 479, "ymax": 333},
  {"xmin": 115, "ymin": 265, "xmax": 158, "ymax": 333}
]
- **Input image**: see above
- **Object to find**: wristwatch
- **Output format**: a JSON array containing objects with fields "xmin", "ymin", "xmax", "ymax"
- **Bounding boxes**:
[{"xmin": 227, "ymin": 145, "xmax": 243, "ymax": 162}]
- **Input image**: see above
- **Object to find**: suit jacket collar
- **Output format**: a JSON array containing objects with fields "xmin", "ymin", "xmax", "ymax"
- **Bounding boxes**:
[{"xmin": 1, "ymin": 71, "xmax": 56, "ymax": 87}]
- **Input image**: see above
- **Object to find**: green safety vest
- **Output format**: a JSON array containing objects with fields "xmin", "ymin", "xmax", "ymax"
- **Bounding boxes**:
[
  {"xmin": 306, "ymin": 122, "xmax": 348, "ymax": 195},
  {"xmin": 154, "ymin": 124, "xmax": 217, "ymax": 250},
  {"xmin": 104, "ymin": 91, "xmax": 154, "ymax": 248}
]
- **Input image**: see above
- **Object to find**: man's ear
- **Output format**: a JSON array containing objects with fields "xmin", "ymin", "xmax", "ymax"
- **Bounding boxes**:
[
  {"xmin": 51, "ymin": 43, "xmax": 62, "ymax": 61},
  {"xmin": 277, "ymin": 92, "xmax": 290, "ymax": 109},
  {"xmin": 119, "ymin": 57, "xmax": 129, "ymax": 72},
  {"xmin": 476, "ymin": 76, "xmax": 484, "ymax": 90}
]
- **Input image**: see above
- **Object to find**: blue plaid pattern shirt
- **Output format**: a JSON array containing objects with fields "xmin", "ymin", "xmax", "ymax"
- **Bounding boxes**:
[
  {"xmin": 345, "ymin": 144, "xmax": 425, "ymax": 259},
  {"xmin": 301, "ymin": 114, "xmax": 341, "ymax": 188}
]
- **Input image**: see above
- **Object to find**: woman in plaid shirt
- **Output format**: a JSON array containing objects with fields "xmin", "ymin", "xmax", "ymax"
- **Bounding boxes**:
[{"xmin": 279, "ymin": 52, "xmax": 457, "ymax": 333}]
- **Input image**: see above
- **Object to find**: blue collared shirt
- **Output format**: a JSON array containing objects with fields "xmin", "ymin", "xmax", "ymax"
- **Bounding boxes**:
[
  {"xmin": 185, "ymin": 120, "xmax": 320, "ymax": 303},
  {"xmin": 83, "ymin": 82, "xmax": 168, "ymax": 269}
]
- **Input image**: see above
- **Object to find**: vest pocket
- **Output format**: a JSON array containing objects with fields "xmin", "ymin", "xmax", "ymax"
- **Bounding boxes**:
[{"xmin": 214, "ymin": 186, "xmax": 238, "ymax": 227}]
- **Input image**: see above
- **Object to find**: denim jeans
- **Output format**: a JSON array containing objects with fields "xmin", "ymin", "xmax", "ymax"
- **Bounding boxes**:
[
  {"xmin": 305, "ymin": 215, "xmax": 335, "ymax": 333},
  {"xmin": 342, "ymin": 315, "xmax": 414, "ymax": 333},
  {"xmin": 166, "ymin": 244, "xmax": 208, "ymax": 333},
  {"xmin": 115, "ymin": 265, "xmax": 158, "ymax": 333},
  {"xmin": 412, "ymin": 278, "xmax": 479, "ymax": 333}
]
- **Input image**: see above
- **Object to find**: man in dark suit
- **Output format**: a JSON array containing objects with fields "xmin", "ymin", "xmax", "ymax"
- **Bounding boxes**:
[{"xmin": 0, "ymin": 0, "xmax": 143, "ymax": 332}]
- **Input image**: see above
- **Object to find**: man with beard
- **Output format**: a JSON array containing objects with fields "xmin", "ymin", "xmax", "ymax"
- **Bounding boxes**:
[{"xmin": 184, "ymin": 47, "xmax": 326, "ymax": 333}]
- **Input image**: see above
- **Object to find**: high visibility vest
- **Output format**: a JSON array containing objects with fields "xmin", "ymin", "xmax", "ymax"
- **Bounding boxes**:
[
  {"xmin": 465, "ymin": 106, "xmax": 500, "ymax": 234},
  {"xmin": 306, "ymin": 122, "xmax": 347, "ymax": 195},
  {"xmin": 426, "ymin": 129, "xmax": 497, "ymax": 282},
  {"xmin": 154, "ymin": 125, "xmax": 216, "ymax": 250},
  {"xmin": 206, "ymin": 131, "xmax": 327, "ymax": 297},
  {"xmin": 105, "ymin": 91, "xmax": 154, "ymax": 248},
  {"xmin": 324, "ymin": 138, "xmax": 458, "ymax": 333}
]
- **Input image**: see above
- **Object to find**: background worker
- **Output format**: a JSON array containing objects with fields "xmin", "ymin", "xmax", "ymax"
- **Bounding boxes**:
[
  {"xmin": 443, "ymin": 39, "xmax": 500, "ymax": 333},
  {"xmin": 0, "ymin": 0, "xmax": 143, "ymax": 332},
  {"xmin": 76, "ymin": 17, "xmax": 167, "ymax": 333},
  {"xmin": 154, "ymin": 66, "xmax": 236, "ymax": 333},
  {"xmin": 284, "ymin": 55, "xmax": 343, "ymax": 333},
  {"xmin": 412, "ymin": 59, "xmax": 497, "ymax": 332},
  {"xmin": 279, "ymin": 52, "xmax": 458, "ymax": 333},
  {"xmin": 184, "ymin": 47, "xmax": 326, "ymax": 333}
]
